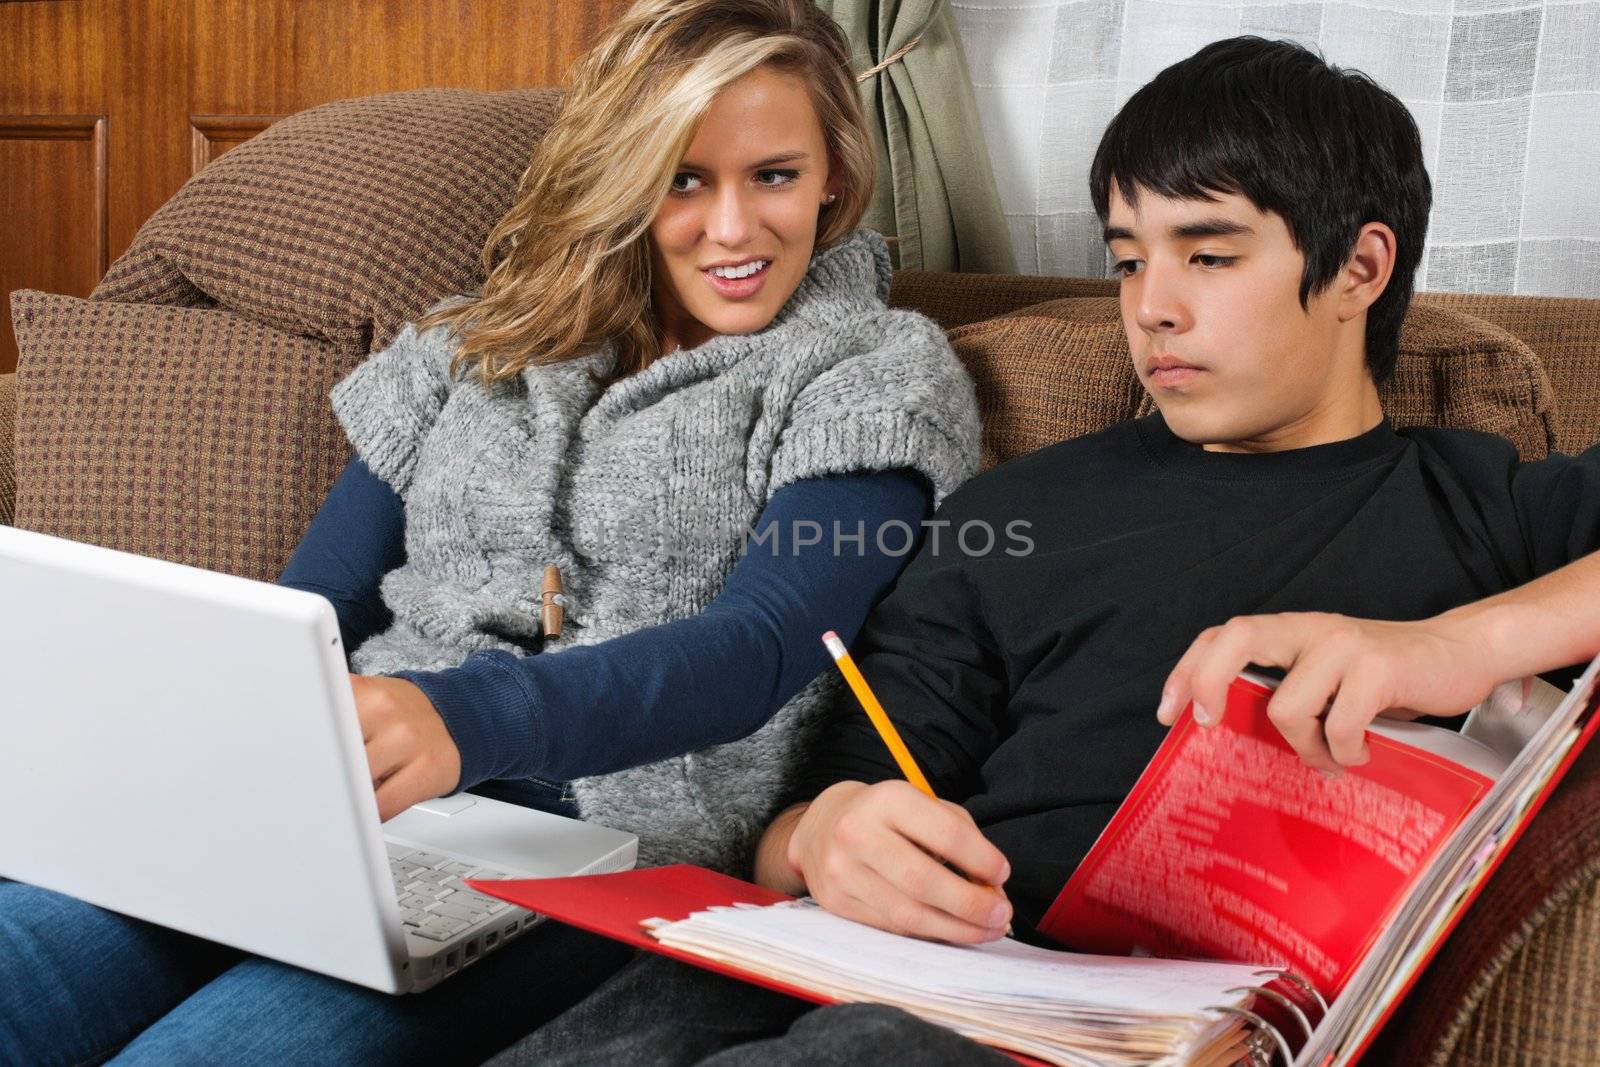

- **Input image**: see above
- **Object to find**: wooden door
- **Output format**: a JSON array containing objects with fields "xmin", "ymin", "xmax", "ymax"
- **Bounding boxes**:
[{"xmin": 0, "ymin": 0, "xmax": 633, "ymax": 373}]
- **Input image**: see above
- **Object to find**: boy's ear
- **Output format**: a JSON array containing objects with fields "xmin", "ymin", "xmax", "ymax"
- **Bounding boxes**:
[{"xmin": 1336, "ymin": 222, "xmax": 1397, "ymax": 323}]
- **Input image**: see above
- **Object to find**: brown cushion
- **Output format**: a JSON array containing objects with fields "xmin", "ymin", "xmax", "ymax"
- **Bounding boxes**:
[
  {"xmin": 1418, "ymin": 292, "xmax": 1600, "ymax": 457},
  {"xmin": 954, "ymin": 297, "xmax": 1557, "ymax": 470},
  {"xmin": 92, "ymin": 88, "xmax": 564, "ymax": 353},
  {"xmin": 947, "ymin": 297, "xmax": 1138, "ymax": 470},
  {"xmin": 1384, "ymin": 303, "xmax": 1557, "ymax": 459},
  {"xmin": 891, "ymin": 270, "xmax": 1119, "ymax": 331},
  {"xmin": 11, "ymin": 290, "xmax": 366, "ymax": 581},
  {"xmin": 0, "ymin": 371, "xmax": 15, "ymax": 526}
]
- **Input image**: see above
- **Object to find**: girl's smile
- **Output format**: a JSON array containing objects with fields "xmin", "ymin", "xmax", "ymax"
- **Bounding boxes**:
[{"xmin": 649, "ymin": 65, "xmax": 838, "ymax": 353}]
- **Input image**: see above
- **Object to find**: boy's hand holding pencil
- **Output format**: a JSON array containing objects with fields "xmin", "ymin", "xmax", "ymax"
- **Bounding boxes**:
[{"xmin": 770, "ymin": 632, "xmax": 1014, "ymax": 945}]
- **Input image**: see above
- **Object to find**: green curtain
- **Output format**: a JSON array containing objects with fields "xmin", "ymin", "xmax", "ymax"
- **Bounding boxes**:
[{"xmin": 816, "ymin": 0, "xmax": 1016, "ymax": 273}]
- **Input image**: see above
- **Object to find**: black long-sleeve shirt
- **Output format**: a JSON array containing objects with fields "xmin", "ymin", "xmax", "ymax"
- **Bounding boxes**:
[{"xmin": 801, "ymin": 414, "xmax": 1600, "ymax": 936}]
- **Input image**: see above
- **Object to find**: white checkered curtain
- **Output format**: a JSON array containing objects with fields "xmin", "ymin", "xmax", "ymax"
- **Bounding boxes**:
[{"xmin": 952, "ymin": 0, "xmax": 1600, "ymax": 296}]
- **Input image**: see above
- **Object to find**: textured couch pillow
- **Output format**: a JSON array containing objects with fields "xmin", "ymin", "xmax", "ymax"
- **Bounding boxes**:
[
  {"xmin": 947, "ymin": 297, "xmax": 1137, "ymax": 470},
  {"xmin": 956, "ymin": 297, "xmax": 1557, "ymax": 470},
  {"xmin": 11, "ymin": 290, "xmax": 366, "ymax": 581},
  {"xmin": 1381, "ymin": 303, "xmax": 1557, "ymax": 459},
  {"xmin": 1419, "ymin": 292, "xmax": 1600, "ymax": 456},
  {"xmin": 92, "ymin": 88, "xmax": 564, "ymax": 353}
]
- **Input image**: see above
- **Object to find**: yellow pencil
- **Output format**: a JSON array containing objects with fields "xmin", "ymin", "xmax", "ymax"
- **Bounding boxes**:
[
  {"xmin": 822, "ymin": 630, "xmax": 934, "ymax": 796},
  {"xmin": 821, "ymin": 630, "xmax": 1012, "ymax": 934}
]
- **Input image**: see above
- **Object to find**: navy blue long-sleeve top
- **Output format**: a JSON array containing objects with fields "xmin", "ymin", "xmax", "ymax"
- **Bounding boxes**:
[{"xmin": 279, "ymin": 457, "xmax": 931, "ymax": 792}]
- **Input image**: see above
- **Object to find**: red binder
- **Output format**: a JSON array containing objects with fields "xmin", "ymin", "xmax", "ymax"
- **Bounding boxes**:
[{"xmin": 1037, "ymin": 675, "xmax": 1495, "ymax": 999}]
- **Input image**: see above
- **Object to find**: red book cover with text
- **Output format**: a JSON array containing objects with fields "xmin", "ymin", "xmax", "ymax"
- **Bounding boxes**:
[{"xmin": 1036, "ymin": 675, "xmax": 1494, "ymax": 1000}]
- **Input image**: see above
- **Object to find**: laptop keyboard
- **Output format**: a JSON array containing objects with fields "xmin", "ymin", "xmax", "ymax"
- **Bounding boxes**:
[{"xmin": 386, "ymin": 842, "xmax": 520, "ymax": 942}]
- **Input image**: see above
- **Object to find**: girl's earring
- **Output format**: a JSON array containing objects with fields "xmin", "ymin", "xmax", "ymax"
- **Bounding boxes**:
[{"xmin": 823, "ymin": 193, "xmax": 837, "ymax": 204}]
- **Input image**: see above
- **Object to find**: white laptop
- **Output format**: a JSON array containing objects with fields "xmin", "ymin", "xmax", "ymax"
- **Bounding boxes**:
[{"xmin": 0, "ymin": 525, "xmax": 637, "ymax": 993}]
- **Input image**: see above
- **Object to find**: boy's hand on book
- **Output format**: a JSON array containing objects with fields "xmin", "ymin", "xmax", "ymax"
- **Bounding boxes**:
[
  {"xmin": 1158, "ymin": 612, "xmax": 1498, "ymax": 774},
  {"xmin": 786, "ymin": 780, "xmax": 1013, "ymax": 944}
]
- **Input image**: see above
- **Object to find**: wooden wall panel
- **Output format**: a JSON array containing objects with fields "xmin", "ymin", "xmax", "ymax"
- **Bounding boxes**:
[
  {"xmin": 282, "ymin": 1, "xmax": 623, "ymax": 103},
  {"xmin": 103, "ymin": 0, "xmax": 192, "ymax": 264},
  {"xmin": 0, "ymin": 116, "xmax": 107, "ymax": 369},
  {"xmin": 0, "ymin": 2, "xmax": 111, "ymax": 117},
  {"xmin": 195, "ymin": 1, "xmax": 295, "ymax": 115},
  {"xmin": 189, "ymin": 115, "xmax": 281, "ymax": 173},
  {"xmin": 0, "ymin": 0, "xmax": 633, "ymax": 374}
]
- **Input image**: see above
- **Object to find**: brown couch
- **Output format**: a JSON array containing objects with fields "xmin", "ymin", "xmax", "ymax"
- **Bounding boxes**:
[{"xmin": 3, "ymin": 88, "xmax": 1598, "ymax": 1065}]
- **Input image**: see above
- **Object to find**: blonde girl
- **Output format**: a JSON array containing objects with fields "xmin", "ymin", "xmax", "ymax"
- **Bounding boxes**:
[{"xmin": 0, "ymin": 2, "xmax": 978, "ymax": 1065}]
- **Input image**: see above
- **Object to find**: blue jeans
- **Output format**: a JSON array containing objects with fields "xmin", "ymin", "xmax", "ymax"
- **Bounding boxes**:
[
  {"xmin": 0, "ymin": 878, "xmax": 633, "ymax": 1067},
  {"xmin": 0, "ymin": 781, "xmax": 632, "ymax": 1067}
]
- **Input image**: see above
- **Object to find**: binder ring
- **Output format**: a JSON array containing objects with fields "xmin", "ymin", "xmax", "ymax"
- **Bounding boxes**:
[
  {"xmin": 1226, "ymin": 984, "xmax": 1314, "ymax": 1043},
  {"xmin": 1210, "ymin": 1005, "xmax": 1293, "ymax": 1066},
  {"xmin": 1254, "ymin": 968, "xmax": 1329, "ymax": 1014}
]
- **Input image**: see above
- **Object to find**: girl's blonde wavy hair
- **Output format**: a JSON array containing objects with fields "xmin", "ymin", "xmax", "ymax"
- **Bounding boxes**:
[{"xmin": 421, "ymin": 0, "xmax": 876, "ymax": 386}]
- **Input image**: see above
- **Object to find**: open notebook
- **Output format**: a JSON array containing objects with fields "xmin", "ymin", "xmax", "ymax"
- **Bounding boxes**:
[
  {"xmin": 648, "ymin": 896, "xmax": 1288, "ymax": 1066},
  {"xmin": 466, "ymin": 862, "xmax": 1313, "ymax": 1066}
]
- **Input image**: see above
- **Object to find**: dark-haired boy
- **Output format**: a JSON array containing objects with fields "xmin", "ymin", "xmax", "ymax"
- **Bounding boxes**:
[{"xmin": 488, "ymin": 35, "xmax": 1600, "ymax": 1067}]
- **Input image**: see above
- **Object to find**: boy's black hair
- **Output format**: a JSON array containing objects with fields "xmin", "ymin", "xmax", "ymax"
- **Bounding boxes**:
[{"xmin": 1089, "ymin": 36, "xmax": 1431, "ymax": 383}]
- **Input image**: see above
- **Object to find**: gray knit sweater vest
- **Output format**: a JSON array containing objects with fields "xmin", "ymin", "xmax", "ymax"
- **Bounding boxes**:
[{"xmin": 330, "ymin": 229, "xmax": 979, "ymax": 872}]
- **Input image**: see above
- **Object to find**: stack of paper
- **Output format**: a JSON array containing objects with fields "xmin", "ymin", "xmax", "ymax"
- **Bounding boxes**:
[{"xmin": 648, "ymin": 901, "xmax": 1267, "ymax": 1066}]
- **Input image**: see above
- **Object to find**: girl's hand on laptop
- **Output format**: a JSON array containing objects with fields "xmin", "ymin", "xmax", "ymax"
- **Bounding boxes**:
[
  {"xmin": 349, "ymin": 675, "xmax": 463, "ymax": 821},
  {"xmin": 1157, "ymin": 612, "xmax": 1498, "ymax": 774},
  {"xmin": 782, "ymin": 780, "xmax": 1013, "ymax": 944}
]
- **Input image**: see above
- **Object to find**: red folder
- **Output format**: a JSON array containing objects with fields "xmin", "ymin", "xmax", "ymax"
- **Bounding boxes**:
[{"xmin": 465, "ymin": 865, "xmax": 831, "ymax": 1006}]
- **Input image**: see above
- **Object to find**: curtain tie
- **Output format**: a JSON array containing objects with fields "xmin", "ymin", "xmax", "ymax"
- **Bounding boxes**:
[{"xmin": 856, "ymin": 33, "xmax": 924, "ymax": 83}]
